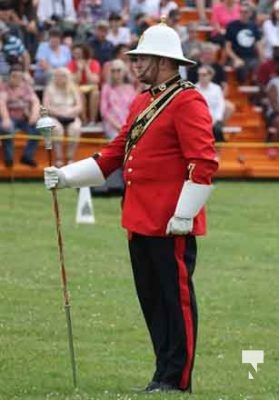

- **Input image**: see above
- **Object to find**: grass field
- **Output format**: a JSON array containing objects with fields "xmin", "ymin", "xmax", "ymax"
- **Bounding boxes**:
[{"xmin": 0, "ymin": 181, "xmax": 278, "ymax": 400}]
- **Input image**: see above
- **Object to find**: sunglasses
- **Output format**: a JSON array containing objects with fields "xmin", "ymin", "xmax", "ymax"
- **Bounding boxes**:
[{"xmin": 111, "ymin": 68, "xmax": 122, "ymax": 72}]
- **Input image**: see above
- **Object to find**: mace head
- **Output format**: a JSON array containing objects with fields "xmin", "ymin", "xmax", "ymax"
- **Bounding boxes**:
[{"xmin": 36, "ymin": 106, "xmax": 56, "ymax": 149}]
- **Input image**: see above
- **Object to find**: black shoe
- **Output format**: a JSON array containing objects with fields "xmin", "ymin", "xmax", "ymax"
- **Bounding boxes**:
[
  {"xmin": 132, "ymin": 381, "xmax": 160, "ymax": 393},
  {"xmin": 159, "ymin": 382, "xmax": 191, "ymax": 393},
  {"xmin": 158, "ymin": 382, "xmax": 181, "ymax": 392},
  {"xmin": 144, "ymin": 381, "xmax": 160, "ymax": 392},
  {"xmin": 4, "ymin": 159, "xmax": 13, "ymax": 167},
  {"xmin": 20, "ymin": 156, "xmax": 37, "ymax": 168}
]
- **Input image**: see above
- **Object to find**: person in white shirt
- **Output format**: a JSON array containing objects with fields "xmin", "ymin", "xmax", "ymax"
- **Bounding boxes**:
[
  {"xmin": 37, "ymin": 0, "xmax": 76, "ymax": 30},
  {"xmin": 262, "ymin": 0, "xmax": 279, "ymax": 60},
  {"xmin": 159, "ymin": 0, "xmax": 178, "ymax": 18},
  {"xmin": 106, "ymin": 12, "xmax": 131, "ymax": 47},
  {"xmin": 196, "ymin": 65, "xmax": 226, "ymax": 142}
]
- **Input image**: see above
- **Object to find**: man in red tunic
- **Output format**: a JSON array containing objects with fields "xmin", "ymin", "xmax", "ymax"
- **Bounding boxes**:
[{"xmin": 44, "ymin": 22, "xmax": 218, "ymax": 393}]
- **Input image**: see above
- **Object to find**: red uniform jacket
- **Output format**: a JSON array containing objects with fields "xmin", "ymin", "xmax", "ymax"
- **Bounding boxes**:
[{"xmin": 96, "ymin": 85, "xmax": 218, "ymax": 236}]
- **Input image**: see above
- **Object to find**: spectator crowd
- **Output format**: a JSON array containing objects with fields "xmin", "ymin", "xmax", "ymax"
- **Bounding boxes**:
[{"xmin": 1, "ymin": 0, "xmax": 279, "ymax": 167}]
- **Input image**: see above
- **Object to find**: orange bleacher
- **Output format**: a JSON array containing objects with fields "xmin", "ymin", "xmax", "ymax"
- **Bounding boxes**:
[
  {"xmin": 1, "ymin": 2, "xmax": 279, "ymax": 180},
  {"xmin": 180, "ymin": 3, "xmax": 279, "ymax": 179}
]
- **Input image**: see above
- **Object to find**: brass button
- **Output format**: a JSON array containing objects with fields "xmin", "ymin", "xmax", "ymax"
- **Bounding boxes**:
[
  {"xmin": 128, "ymin": 168, "xmax": 133, "ymax": 173},
  {"xmin": 127, "ymin": 181, "xmax": 131, "ymax": 186},
  {"xmin": 128, "ymin": 156, "xmax": 133, "ymax": 161},
  {"xmin": 132, "ymin": 144, "xmax": 136, "ymax": 149}
]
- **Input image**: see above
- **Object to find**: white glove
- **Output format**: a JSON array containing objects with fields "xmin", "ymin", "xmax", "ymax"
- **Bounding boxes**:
[
  {"xmin": 166, "ymin": 217, "xmax": 193, "ymax": 235},
  {"xmin": 44, "ymin": 166, "xmax": 68, "ymax": 189},
  {"xmin": 44, "ymin": 157, "xmax": 105, "ymax": 190},
  {"xmin": 166, "ymin": 180, "xmax": 213, "ymax": 235}
]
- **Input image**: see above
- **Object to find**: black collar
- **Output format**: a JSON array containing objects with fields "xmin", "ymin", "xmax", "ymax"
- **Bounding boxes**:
[{"xmin": 149, "ymin": 74, "xmax": 181, "ymax": 96}]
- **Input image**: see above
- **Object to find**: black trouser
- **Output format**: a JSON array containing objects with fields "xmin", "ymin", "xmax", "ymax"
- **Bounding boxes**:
[{"xmin": 128, "ymin": 233, "xmax": 198, "ymax": 391}]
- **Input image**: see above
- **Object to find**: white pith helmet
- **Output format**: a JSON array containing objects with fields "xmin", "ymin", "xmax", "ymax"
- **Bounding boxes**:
[{"xmin": 126, "ymin": 22, "xmax": 195, "ymax": 65}]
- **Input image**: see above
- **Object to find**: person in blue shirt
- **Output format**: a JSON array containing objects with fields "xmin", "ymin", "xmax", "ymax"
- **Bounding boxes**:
[
  {"xmin": 88, "ymin": 20, "xmax": 114, "ymax": 65},
  {"xmin": 34, "ymin": 27, "xmax": 71, "ymax": 85},
  {"xmin": 0, "ymin": 21, "xmax": 31, "ymax": 78}
]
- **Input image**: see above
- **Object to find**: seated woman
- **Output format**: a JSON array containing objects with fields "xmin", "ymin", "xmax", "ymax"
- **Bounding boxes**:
[
  {"xmin": 100, "ymin": 58, "xmax": 136, "ymax": 139},
  {"xmin": 195, "ymin": 65, "xmax": 226, "ymax": 142},
  {"xmin": 42, "ymin": 67, "xmax": 82, "ymax": 166},
  {"xmin": 67, "ymin": 42, "xmax": 101, "ymax": 125},
  {"xmin": 102, "ymin": 43, "xmax": 141, "ymax": 91},
  {"xmin": 94, "ymin": 58, "xmax": 136, "ymax": 193}
]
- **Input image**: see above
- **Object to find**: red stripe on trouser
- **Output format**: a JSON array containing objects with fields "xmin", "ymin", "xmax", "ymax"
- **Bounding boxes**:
[{"xmin": 174, "ymin": 237, "xmax": 194, "ymax": 390}]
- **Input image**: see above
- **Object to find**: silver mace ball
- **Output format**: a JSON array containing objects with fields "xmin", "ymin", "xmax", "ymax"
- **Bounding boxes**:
[{"xmin": 36, "ymin": 106, "xmax": 56, "ymax": 150}]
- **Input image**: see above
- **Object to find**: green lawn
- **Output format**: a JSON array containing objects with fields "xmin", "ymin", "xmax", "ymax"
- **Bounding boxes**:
[{"xmin": 0, "ymin": 181, "xmax": 278, "ymax": 400}]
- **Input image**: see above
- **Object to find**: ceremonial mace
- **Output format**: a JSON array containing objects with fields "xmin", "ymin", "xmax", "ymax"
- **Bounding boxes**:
[{"xmin": 36, "ymin": 106, "xmax": 77, "ymax": 388}]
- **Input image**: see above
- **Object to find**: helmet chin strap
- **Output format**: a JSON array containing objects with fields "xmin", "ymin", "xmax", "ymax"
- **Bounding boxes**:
[{"xmin": 138, "ymin": 57, "xmax": 160, "ymax": 85}]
